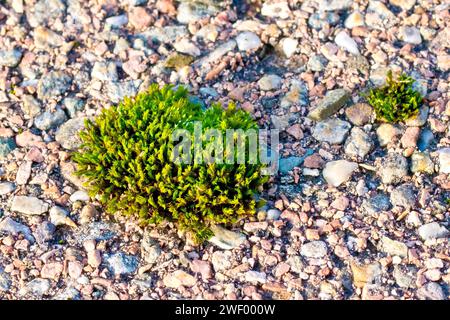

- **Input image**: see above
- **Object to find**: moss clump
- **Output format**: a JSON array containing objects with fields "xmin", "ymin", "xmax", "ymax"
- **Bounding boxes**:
[
  {"xmin": 72, "ymin": 84, "xmax": 268, "ymax": 243},
  {"xmin": 367, "ymin": 71, "xmax": 423, "ymax": 123}
]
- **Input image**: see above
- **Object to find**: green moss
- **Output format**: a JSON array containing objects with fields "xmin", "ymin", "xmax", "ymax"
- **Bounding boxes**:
[
  {"xmin": 72, "ymin": 84, "xmax": 268, "ymax": 243},
  {"xmin": 367, "ymin": 71, "xmax": 423, "ymax": 123}
]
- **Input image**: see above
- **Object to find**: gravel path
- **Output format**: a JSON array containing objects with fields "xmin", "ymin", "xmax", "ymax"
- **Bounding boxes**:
[{"xmin": 0, "ymin": 0, "xmax": 449, "ymax": 300}]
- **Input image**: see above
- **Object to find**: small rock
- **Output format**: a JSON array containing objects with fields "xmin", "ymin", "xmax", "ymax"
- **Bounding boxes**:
[
  {"xmin": 401, "ymin": 127, "xmax": 420, "ymax": 148},
  {"xmin": 87, "ymin": 250, "xmax": 102, "ymax": 268},
  {"xmin": 261, "ymin": 1, "xmax": 291, "ymax": 19},
  {"xmin": 362, "ymin": 193, "xmax": 391, "ymax": 215},
  {"xmin": 92, "ymin": 61, "xmax": 118, "ymax": 82},
  {"xmin": 19, "ymin": 278, "xmax": 51, "ymax": 297},
  {"xmin": 405, "ymin": 105, "xmax": 428, "ymax": 127},
  {"xmin": 0, "ymin": 217, "xmax": 35, "ymax": 243},
  {"xmin": 376, "ymin": 123, "xmax": 402, "ymax": 147},
  {"xmin": 245, "ymin": 271, "xmax": 267, "ymax": 284},
  {"xmin": 79, "ymin": 204, "xmax": 98, "ymax": 225},
  {"xmin": 37, "ymin": 71, "xmax": 72, "ymax": 100},
  {"xmin": 105, "ymin": 15, "xmax": 128, "ymax": 27},
  {"xmin": 174, "ymin": 39, "xmax": 201, "ymax": 57},
  {"xmin": 34, "ymin": 27, "xmax": 65, "ymax": 49},
  {"xmin": 345, "ymin": 103, "xmax": 373, "ymax": 126},
  {"xmin": 258, "ymin": 74, "xmax": 282, "ymax": 91},
  {"xmin": 0, "ymin": 49, "xmax": 22, "ymax": 67},
  {"xmin": 286, "ymin": 124, "xmax": 304, "ymax": 140},
  {"xmin": 308, "ymin": 89, "xmax": 350, "ymax": 121},
  {"xmin": 208, "ymin": 224, "xmax": 246, "ymax": 249},
  {"xmin": 176, "ymin": 2, "xmax": 217, "ymax": 24},
  {"xmin": 389, "ymin": 0, "xmax": 416, "ymax": 10},
  {"xmin": 381, "ymin": 236, "xmax": 408, "ymax": 258},
  {"xmin": 393, "ymin": 265, "xmax": 416, "ymax": 289},
  {"xmin": 41, "ymin": 262, "xmax": 63, "ymax": 280},
  {"xmin": 128, "ymin": 6, "xmax": 153, "ymax": 30},
  {"xmin": 11, "ymin": 196, "xmax": 49, "ymax": 215},
  {"xmin": 26, "ymin": 0, "xmax": 66, "ymax": 27},
  {"xmin": 390, "ymin": 184, "xmax": 416, "ymax": 209},
  {"xmin": 236, "ymin": 32, "xmax": 261, "ymax": 51},
  {"xmin": 417, "ymin": 282, "xmax": 446, "ymax": 300},
  {"xmin": 49, "ymin": 206, "xmax": 77, "ymax": 228},
  {"xmin": 335, "ymin": 31, "xmax": 360, "ymax": 55},
  {"xmin": 74, "ymin": 222, "xmax": 118, "ymax": 243},
  {"xmin": 22, "ymin": 95, "xmax": 42, "ymax": 118},
  {"xmin": 70, "ymin": 190, "xmax": 90, "ymax": 202},
  {"xmin": 280, "ymin": 37, "xmax": 297, "ymax": 58},
  {"xmin": 105, "ymin": 252, "xmax": 138, "ymax": 276},
  {"xmin": 437, "ymin": 148, "xmax": 450, "ymax": 174},
  {"xmin": 34, "ymin": 108, "xmax": 67, "ymax": 131},
  {"xmin": 16, "ymin": 161, "xmax": 32, "ymax": 185},
  {"xmin": 211, "ymin": 251, "xmax": 232, "ymax": 271},
  {"xmin": 163, "ymin": 270, "xmax": 196, "ymax": 288},
  {"xmin": 379, "ymin": 153, "xmax": 408, "ymax": 184},
  {"xmin": 0, "ymin": 137, "xmax": 17, "ymax": 159},
  {"xmin": 266, "ymin": 209, "xmax": 281, "ymax": 220},
  {"xmin": 300, "ymin": 241, "xmax": 328, "ymax": 258},
  {"xmin": 55, "ymin": 118, "xmax": 86, "ymax": 150},
  {"xmin": 280, "ymin": 80, "xmax": 308, "ymax": 108},
  {"xmin": 34, "ymin": 221, "xmax": 55, "ymax": 245},
  {"xmin": 141, "ymin": 233, "xmax": 161, "ymax": 264},
  {"xmin": 63, "ymin": 97, "xmax": 85, "ymax": 118},
  {"xmin": 418, "ymin": 222, "xmax": 449, "ymax": 241},
  {"xmin": 191, "ymin": 260, "xmax": 213, "ymax": 280},
  {"xmin": 106, "ymin": 80, "xmax": 142, "ymax": 104},
  {"xmin": 323, "ymin": 160, "xmax": 358, "ymax": 187},
  {"xmin": 399, "ymin": 26, "xmax": 422, "ymax": 45},
  {"xmin": 350, "ymin": 261, "xmax": 382, "ymax": 288},
  {"xmin": 345, "ymin": 11, "xmax": 365, "ymax": 29},
  {"xmin": 308, "ymin": 12, "xmax": 340, "ymax": 30},
  {"xmin": 279, "ymin": 156, "xmax": 305, "ymax": 174},
  {"xmin": 68, "ymin": 261, "xmax": 83, "ymax": 279},
  {"xmin": 344, "ymin": 127, "xmax": 373, "ymax": 158},
  {"xmin": 307, "ymin": 54, "xmax": 327, "ymax": 72},
  {"xmin": 312, "ymin": 118, "xmax": 351, "ymax": 144},
  {"xmin": 0, "ymin": 182, "xmax": 15, "ymax": 195},
  {"xmin": 0, "ymin": 268, "xmax": 12, "ymax": 292}
]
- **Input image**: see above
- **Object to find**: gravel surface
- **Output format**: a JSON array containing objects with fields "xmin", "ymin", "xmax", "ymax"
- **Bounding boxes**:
[{"xmin": 0, "ymin": 0, "xmax": 449, "ymax": 300}]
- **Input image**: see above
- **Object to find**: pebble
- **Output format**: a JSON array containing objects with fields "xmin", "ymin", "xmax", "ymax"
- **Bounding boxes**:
[
  {"xmin": 437, "ymin": 148, "xmax": 450, "ymax": 174},
  {"xmin": 190, "ymin": 260, "xmax": 212, "ymax": 280},
  {"xmin": 70, "ymin": 190, "xmax": 90, "ymax": 202},
  {"xmin": 345, "ymin": 103, "xmax": 373, "ymax": 126},
  {"xmin": 141, "ymin": 234, "xmax": 161, "ymax": 264},
  {"xmin": 34, "ymin": 108, "xmax": 68, "ymax": 131},
  {"xmin": 335, "ymin": 31, "xmax": 360, "ymax": 55},
  {"xmin": 393, "ymin": 265, "xmax": 416, "ymax": 288},
  {"xmin": 174, "ymin": 39, "xmax": 201, "ymax": 57},
  {"xmin": 280, "ymin": 80, "xmax": 308, "ymax": 108},
  {"xmin": 63, "ymin": 97, "xmax": 85, "ymax": 118},
  {"xmin": 307, "ymin": 55, "xmax": 327, "ymax": 72},
  {"xmin": 79, "ymin": 204, "xmax": 98, "ymax": 225},
  {"xmin": 308, "ymin": 89, "xmax": 350, "ymax": 121},
  {"xmin": 279, "ymin": 156, "xmax": 305, "ymax": 174},
  {"xmin": 211, "ymin": 251, "xmax": 232, "ymax": 271},
  {"xmin": 379, "ymin": 153, "xmax": 408, "ymax": 184},
  {"xmin": 362, "ymin": 193, "xmax": 391, "ymax": 215},
  {"xmin": 417, "ymin": 282, "xmax": 446, "ymax": 300},
  {"xmin": 0, "ymin": 269, "xmax": 12, "ymax": 292},
  {"xmin": 266, "ymin": 209, "xmax": 281, "ymax": 220},
  {"xmin": 258, "ymin": 75, "xmax": 282, "ymax": 91},
  {"xmin": 163, "ymin": 270, "xmax": 196, "ymax": 288},
  {"xmin": 11, "ymin": 196, "xmax": 49, "ymax": 215},
  {"xmin": 176, "ymin": 2, "xmax": 217, "ymax": 24},
  {"xmin": 19, "ymin": 278, "xmax": 51, "ymax": 297},
  {"xmin": 105, "ymin": 15, "xmax": 128, "ymax": 27},
  {"xmin": 235, "ymin": 32, "xmax": 261, "ymax": 51},
  {"xmin": 37, "ymin": 71, "xmax": 72, "ymax": 100},
  {"xmin": 344, "ymin": 127, "xmax": 373, "ymax": 158},
  {"xmin": 280, "ymin": 38, "xmax": 298, "ymax": 58},
  {"xmin": 87, "ymin": 250, "xmax": 102, "ymax": 268},
  {"xmin": 390, "ymin": 184, "xmax": 416, "ymax": 209},
  {"xmin": 208, "ymin": 224, "xmax": 246, "ymax": 249},
  {"xmin": 34, "ymin": 27, "xmax": 65, "ymax": 49},
  {"xmin": 312, "ymin": 118, "xmax": 351, "ymax": 144},
  {"xmin": 0, "ymin": 217, "xmax": 35, "ymax": 243},
  {"xmin": 49, "ymin": 206, "xmax": 77, "ymax": 228},
  {"xmin": 350, "ymin": 261, "xmax": 382, "ymax": 288},
  {"xmin": 376, "ymin": 124, "xmax": 402, "ymax": 147},
  {"xmin": 308, "ymin": 12, "xmax": 340, "ymax": 30},
  {"xmin": 41, "ymin": 262, "xmax": 63, "ymax": 280},
  {"xmin": 55, "ymin": 118, "xmax": 86, "ymax": 150},
  {"xmin": 0, "ymin": 182, "xmax": 16, "ymax": 195},
  {"xmin": 0, "ymin": 49, "xmax": 23, "ymax": 67},
  {"xmin": 0, "ymin": 137, "xmax": 17, "ymax": 159},
  {"xmin": 106, "ymin": 80, "xmax": 142, "ymax": 103},
  {"xmin": 399, "ymin": 26, "xmax": 422, "ymax": 45},
  {"xmin": 323, "ymin": 160, "xmax": 358, "ymax": 187},
  {"xmin": 300, "ymin": 241, "xmax": 328, "ymax": 259},
  {"xmin": 401, "ymin": 127, "xmax": 420, "ymax": 148},
  {"xmin": 22, "ymin": 95, "xmax": 42, "ymax": 118},
  {"xmin": 92, "ymin": 61, "xmax": 118, "ymax": 82},
  {"xmin": 261, "ymin": 1, "xmax": 291, "ymax": 19},
  {"xmin": 381, "ymin": 236, "xmax": 408, "ymax": 258},
  {"xmin": 105, "ymin": 252, "xmax": 139, "ymax": 276},
  {"xmin": 16, "ymin": 161, "xmax": 32, "ymax": 185},
  {"xmin": 345, "ymin": 11, "xmax": 365, "ymax": 29},
  {"xmin": 405, "ymin": 106, "xmax": 429, "ymax": 127},
  {"xmin": 389, "ymin": 0, "xmax": 416, "ymax": 10},
  {"xmin": 245, "ymin": 271, "xmax": 267, "ymax": 284},
  {"xmin": 34, "ymin": 221, "xmax": 56, "ymax": 245},
  {"xmin": 418, "ymin": 222, "xmax": 449, "ymax": 241}
]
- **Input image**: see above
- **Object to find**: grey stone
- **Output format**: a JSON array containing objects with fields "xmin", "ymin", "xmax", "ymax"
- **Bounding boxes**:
[
  {"xmin": 300, "ymin": 241, "xmax": 328, "ymax": 258},
  {"xmin": 400, "ymin": 26, "xmax": 422, "ymax": 45},
  {"xmin": 381, "ymin": 236, "xmax": 408, "ymax": 257},
  {"xmin": 308, "ymin": 89, "xmax": 350, "ymax": 121},
  {"xmin": 279, "ymin": 157, "xmax": 304, "ymax": 174},
  {"xmin": 11, "ymin": 196, "xmax": 49, "ymax": 215},
  {"xmin": 0, "ymin": 268, "xmax": 12, "ymax": 292},
  {"xmin": 245, "ymin": 271, "xmax": 267, "ymax": 284},
  {"xmin": 22, "ymin": 95, "xmax": 42, "ymax": 118},
  {"xmin": 209, "ymin": 224, "xmax": 246, "ymax": 249},
  {"xmin": 405, "ymin": 105, "xmax": 429, "ymax": 127},
  {"xmin": 362, "ymin": 193, "xmax": 391, "ymax": 215},
  {"xmin": 376, "ymin": 123, "xmax": 403, "ymax": 147},
  {"xmin": 280, "ymin": 80, "xmax": 308, "ymax": 108},
  {"xmin": 37, "ymin": 71, "xmax": 72, "ymax": 100},
  {"xmin": 34, "ymin": 221, "xmax": 56, "ymax": 245},
  {"xmin": 19, "ymin": 278, "xmax": 51, "ymax": 297},
  {"xmin": 0, "ymin": 137, "xmax": 16, "ymax": 159},
  {"xmin": 0, "ymin": 217, "xmax": 35, "ymax": 243},
  {"xmin": 379, "ymin": 153, "xmax": 408, "ymax": 184},
  {"xmin": 177, "ymin": 2, "xmax": 218, "ymax": 24},
  {"xmin": 393, "ymin": 265, "xmax": 417, "ymax": 289},
  {"xmin": 335, "ymin": 31, "xmax": 360, "ymax": 55},
  {"xmin": 411, "ymin": 152, "xmax": 434, "ymax": 174},
  {"xmin": 138, "ymin": 26, "xmax": 188, "ymax": 44},
  {"xmin": 34, "ymin": 108, "xmax": 67, "ymax": 131},
  {"xmin": 417, "ymin": 282, "xmax": 446, "ymax": 300},
  {"xmin": 26, "ymin": 0, "xmax": 66, "ymax": 27},
  {"xmin": 390, "ymin": 184, "xmax": 416, "ymax": 209},
  {"xmin": 258, "ymin": 75, "xmax": 282, "ymax": 91},
  {"xmin": 323, "ymin": 160, "xmax": 358, "ymax": 187},
  {"xmin": 344, "ymin": 127, "xmax": 373, "ymax": 158},
  {"xmin": 307, "ymin": 54, "xmax": 327, "ymax": 72},
  {"xmin": 236, "ymin": 32, "xmax": 261, "ymax": 51},
  {"xmin": 91, "ymin": 61, "xmax": 118, "ymax": 82},
  {"xmin": 437, "ymin": 148, "xmax": 450, "ymax": 174},
  {"xmin": 63, "ymin": 97, "xmax": 85, "ymax": 118},
  {"xmin": 0, "ymin": 49, "xmax": 22, "ymax": 67},
  {"xmin": 105, "ymin": 15, "xmax": 128, "ymax": 27},
  {"xmin": 55, "ymin": 118, "xmax": 86, "ymax": 150},
  {"xmin": 417, "ymin": 129, "xmax": 434, "ymax": 151},
  {"xmin": 53, "ymin": 287, "xmax": 81, "ymax": 300},
  {"xmin": 0, "ymin": 182, "xmax": 15, "ymax": 195},
  {"xmin": 319, "ymin": 0, "xmax": 353, "ymax": 11},
  {"xmin": 106, "ymin": 80, "xmax": 143, "ymax": 103},
  {"xmin": 308, "ymin": 12, "xmax": 340, "ymax": 30},
  {"xmin": 105, "ymin": 252, "xmax": 139, "ymax": 276},
  {"xmin": 418, "ymin": 222, "xmax": 449, "ymax": 241},
  {"xmin": 312, "ymin": 118, "xmax": 351, "ymax": 144},
  {"xmin": 73, "ymin": 222, "xmax": 118, "ymax": 244},
  {"xmin": 211, "ymin": 250, "xmax": 232, "ymax": 271},
  {"xmin": 345, "ymin": 103, "xmax": 373, "ymax": 126},
  {"xmin": 141, "ymin": 233, "xmax": 161, "ymax": 264}
]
